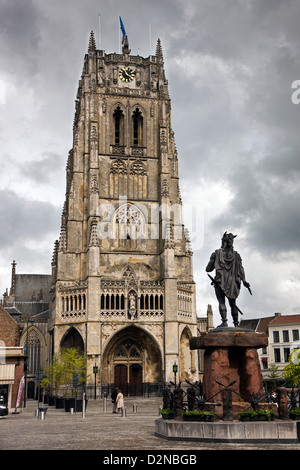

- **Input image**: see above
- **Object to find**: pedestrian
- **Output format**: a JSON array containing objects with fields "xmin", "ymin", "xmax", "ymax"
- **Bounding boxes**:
[
  {"xmin": 271, "ymin": 391, "xmax": 278, "ymax": 407},
  {"xmin": 116, "ymin": 389, "xmax": 124, "ymax": 413},
  {"xmin": 111, "ymin": 388, "xmax": 118, "ymax": 413}
]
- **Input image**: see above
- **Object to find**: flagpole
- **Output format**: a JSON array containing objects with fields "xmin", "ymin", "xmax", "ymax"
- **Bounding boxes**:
[
  {"xmin": 98, "ymin": 14, "xmax": 101, "ymax": 50},
  {"xmin": 119, "ymin": 17, "xmax": 120, "ymax": 53},
  {"xmin": 149, "ymin": 23, "xmax": 152, "ymax": 55}
]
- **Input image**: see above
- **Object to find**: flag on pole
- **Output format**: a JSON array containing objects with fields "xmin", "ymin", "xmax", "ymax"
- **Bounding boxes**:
[
  {"xmin": 119, "ymin": 16, "xmax": 126, "ymax": 44},
  {"xmin": 16, "ymin": 374, "xmax": 25, "ymax": 408}
]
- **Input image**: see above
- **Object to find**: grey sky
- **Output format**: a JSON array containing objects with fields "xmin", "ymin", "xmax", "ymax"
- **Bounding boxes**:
[{"xmin": 1, "ymin": 0, "xmax": 300, "ymax": 326}]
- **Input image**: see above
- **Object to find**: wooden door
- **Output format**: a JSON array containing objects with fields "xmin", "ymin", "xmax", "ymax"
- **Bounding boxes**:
[
  {"xmin": 114, "ymin": 364, "xmax": 127, "ymax": 393},
  {"xmin": 129, "ymin": 364, "xmax": 142, "ymax": 396}
]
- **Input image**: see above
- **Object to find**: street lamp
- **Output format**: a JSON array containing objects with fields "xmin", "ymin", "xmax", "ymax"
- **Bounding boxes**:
[
  {"xmin": 93, "ymin": 363, "xmax": 98, "ymax": 399},
  {"xmin": 173, "ymin": 363, "xmax": 178, "ymax": 387},
  {"xmin": 23, "ymin": 318, "xmax": 34, "ymax": 408}
]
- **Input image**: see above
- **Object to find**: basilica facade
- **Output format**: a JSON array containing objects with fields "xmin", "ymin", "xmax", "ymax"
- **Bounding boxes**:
[{"xmin": 49, "ymin": 32, "xmax": 200, "ymax": 388}]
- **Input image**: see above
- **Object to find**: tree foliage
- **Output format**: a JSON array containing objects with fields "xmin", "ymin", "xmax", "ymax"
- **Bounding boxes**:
[
  {"xmin": 283, "ymin": 350, "xmax": 300, "ymax": 387},
  {"xmin": 41, "ymin": 348, "xmax": 88, "ymax": 396}
]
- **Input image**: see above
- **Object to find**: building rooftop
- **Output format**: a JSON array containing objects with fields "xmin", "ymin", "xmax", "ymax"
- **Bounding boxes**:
[
  {"xmin": 240, "ymin": 313, "xmax": 300, "ymax": 335},
  {"xmin": 269, "ymin": 314, "xmax": 300, "ymax": 326}
]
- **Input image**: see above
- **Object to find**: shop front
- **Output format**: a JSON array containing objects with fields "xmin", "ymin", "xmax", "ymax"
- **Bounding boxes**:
[{"xmin": 0, "ymin": 347, "xmax": 25, "ymax": 412}]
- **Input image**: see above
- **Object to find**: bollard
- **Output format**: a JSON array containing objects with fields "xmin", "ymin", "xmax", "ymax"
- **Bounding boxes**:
[
  {"xmin": 70, "ymin": 407, "xmax": 74, "ymax": 415},
  {"xmin": 133, "ymin": 404, "xmax": 137, "ymax": 413},
  {"xmin": 82, "ymin": 392, "xmax": 86, "ymax": 419},
  {"xmin": 103, "ymin": 395, "xmax": 107, "ymax": 413},
  {"xmin": 121, "ymin": 406, "xmax": 126, "ymax": 417},
  {"xmin": 35, "ymin": 409, "xmax": 39, "ymax": 417},
  {"xmin": 40, "ymin": 410, "xmax": 45, "ymax": 420}
]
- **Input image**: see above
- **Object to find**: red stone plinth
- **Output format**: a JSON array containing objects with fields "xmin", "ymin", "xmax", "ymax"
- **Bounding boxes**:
[{"xmin": 190, "ymin": 328, "xmax": 268, "ymax": 402}]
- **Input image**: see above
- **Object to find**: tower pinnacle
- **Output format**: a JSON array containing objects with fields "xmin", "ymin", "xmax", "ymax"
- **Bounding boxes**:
[
  {"xmin": 156, "ymin": 38, "xmax": 163, "ymax": 58},
  {"xmin": 88, "ymin": 30, "xmax": 96, "ymax": 52}
]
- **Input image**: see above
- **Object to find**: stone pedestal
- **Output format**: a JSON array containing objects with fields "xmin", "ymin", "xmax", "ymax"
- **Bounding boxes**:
[{"xmin": 190, "ymin": 327, "xmax": 268, "ymax": 402}]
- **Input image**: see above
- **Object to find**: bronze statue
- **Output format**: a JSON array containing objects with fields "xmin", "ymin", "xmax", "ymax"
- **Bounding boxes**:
[{"xmin": 206, "ymin": 232, "xmax": 251, "ymax": 327}]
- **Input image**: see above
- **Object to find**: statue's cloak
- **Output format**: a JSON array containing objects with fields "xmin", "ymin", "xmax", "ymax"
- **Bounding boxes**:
[{"xmin": 210, "ymin": 249, "xmax": 246, "ymax": 299}]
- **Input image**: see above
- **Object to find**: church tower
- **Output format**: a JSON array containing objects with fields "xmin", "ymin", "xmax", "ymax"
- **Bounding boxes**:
[{"xmin": 49, "ymin": 31, "xmax": 198, "ymax": 388}]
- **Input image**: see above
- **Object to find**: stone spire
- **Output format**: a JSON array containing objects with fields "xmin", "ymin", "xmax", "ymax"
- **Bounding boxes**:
[
  {"xmin": 156, "ymin": 38, "xmax": 163, "ymax": 59},
  {"xmin": 9, "ymin": 260, "xmax": 16, "ymax": 297},
  {"xmin": 88, "ymin": 30, "xmax": 96, "ymax": 52}
]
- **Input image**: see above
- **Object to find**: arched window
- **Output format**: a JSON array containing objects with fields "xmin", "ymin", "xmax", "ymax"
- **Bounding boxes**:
[
  {"xmin": 25, "ymin": 330, "xmax": 41, "ymax": 375},
  {"xmin": 109, "ymin": 159, "xmax": 127, "ymax": 198},
  {"xmin": 61, "ymin": 327, "xmax": 84, "ymax": 354},
  {"xmin": 120, "ymin": 294, "xmax": 125, "ymax": 309},
  {"xmin": 132, "ymin": 108, "xmax": 143, "ymax": 146},
  {"xmin": 113, "ymin": 106, "xmax": 124, "ymax": 145},
  {"xmin": 129, "ymin": 160, "xmax": 147, "ymax": 199},
  {"xmin": 113, "ymin": 203, "xmax": 146, "ymax": 247}
]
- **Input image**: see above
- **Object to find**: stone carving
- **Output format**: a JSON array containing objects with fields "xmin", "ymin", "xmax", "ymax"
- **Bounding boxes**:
[
  {"xmin": 102, "ymin": 324, "xmax": 118, "ymax": 342},
  {"xmin": 128, "ymin": 292, "xmax": 137, "ymax": 320}
]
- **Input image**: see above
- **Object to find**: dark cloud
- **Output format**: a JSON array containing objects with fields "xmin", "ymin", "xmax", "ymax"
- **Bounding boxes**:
[
  {"xmin": 0, "ymin": 190, "xmax": 61, "ymax": 247},
  {"xmin": 0, "ymin": 0, "xmax": 299, "ymax": 323},
  {"xmin": 0, "ymin": 0, "xmax": 43, "ymax": 77},
  {"xmin": 20, "ymin": 152, "xmax": 65, "ymax": 184}
]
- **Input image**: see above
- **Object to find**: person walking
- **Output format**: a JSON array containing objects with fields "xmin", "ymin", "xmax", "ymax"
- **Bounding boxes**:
[
  {"xmin": 111, "ymin": 388, "xmax": 118, "ymax": 413},
  {"xmin": 116, "ymin": 389, "xmax": 124, "ymax": 413}
]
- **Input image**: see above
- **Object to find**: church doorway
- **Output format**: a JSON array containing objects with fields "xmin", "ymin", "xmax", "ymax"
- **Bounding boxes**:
[
  {"xmin": 103, "ymin": 325, "xmax": 162, "ymax": 395},
  {"xmin": 114, "ymin": 364, "xmax": 127, "ymax": 391},
  {"xmin": 129, "ymin": 364, "xmax": 142, "ymax": 395},
  {"xmin": 27, "ymin": 381, "xmax": 35, "ymax": 399},
  {"xmin": 114, "ymin": 363, "xmax": 143, "ymax": 396}
]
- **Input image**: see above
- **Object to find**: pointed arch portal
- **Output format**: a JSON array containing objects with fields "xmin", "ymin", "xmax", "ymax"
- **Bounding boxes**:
[
  {"xmin": 60, "ymin": 327, "xmax": 84, "ymax": 354},
  {"xmin": 102, "ymin": 325, "xmax": 162, "ymax": 395}
]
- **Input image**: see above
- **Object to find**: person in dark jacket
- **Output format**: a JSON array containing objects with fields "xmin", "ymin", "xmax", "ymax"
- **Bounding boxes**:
[{"xmin": 111, "ymin": 388, "xmax": 118, "ymax": 413}]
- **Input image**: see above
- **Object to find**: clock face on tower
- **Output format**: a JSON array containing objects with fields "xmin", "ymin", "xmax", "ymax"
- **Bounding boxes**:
[{"xmin": 119, "ymin": 66, "xmax": 135, "ymax": 83}]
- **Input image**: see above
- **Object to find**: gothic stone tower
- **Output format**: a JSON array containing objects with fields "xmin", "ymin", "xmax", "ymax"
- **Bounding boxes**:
[{"xmin": 49, "ymin": 32, "xmax": 198, "ymax": 388}]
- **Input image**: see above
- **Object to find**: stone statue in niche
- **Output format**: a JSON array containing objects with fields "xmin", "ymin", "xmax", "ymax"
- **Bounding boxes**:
[
  {"xmin": 206, "ymin": 232, "xmax": 251, "ymax": 328},
  {"xmin": 128, "ymin": 292, "xmax": 137, "ymax": 320}
]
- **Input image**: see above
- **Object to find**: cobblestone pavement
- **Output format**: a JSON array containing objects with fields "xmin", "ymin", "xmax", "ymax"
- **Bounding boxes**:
[{"xmin": 1, "ymin": 397, "xmax": 300, "ymax": 455}]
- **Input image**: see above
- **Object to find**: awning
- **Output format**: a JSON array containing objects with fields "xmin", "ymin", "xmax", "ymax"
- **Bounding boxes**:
[{"xmin": 0, "ymin": 364, "xmax": 15, "ymax": 384}]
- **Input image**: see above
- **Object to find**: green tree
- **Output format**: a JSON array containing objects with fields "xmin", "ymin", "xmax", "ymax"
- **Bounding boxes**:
[
  {"xmin": 264, "ymin": 364, "xmax": 282, "ymax": 392},
  {"xmin": 61, "ymin": 348, "xmax": 88, "ymax": 390},
  {"xmin": 41, "ymin": 348, "xmax": 88, "ymax": 397},
  {"xmin": 283, "ymin": 350, "xmax": 300, "ymax": 387}
]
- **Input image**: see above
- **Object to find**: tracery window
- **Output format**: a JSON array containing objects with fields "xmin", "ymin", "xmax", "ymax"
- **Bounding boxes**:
[
  {"xmin": 24, "ymin": 330, "xmax": 41, "ymax": 375},
  {"xmin": 132, "ymin": 108, "xmax": 143, "ymax": 146},
  {"xmin": 113, "ymin": 203, "xmax": 146, "ymax": 247},
  {"xmin": 109, "ymin": 159, "xmax": 127, "ymax": 197},
  {"xmin": 113, "ymin": 106, "xmax": 124, "ymax": 145},
  {"xmin": 114, "ymin": 341, "xmax": 142, "ymax": 360},
  {"xmin": 129, "ymin": 160, "xmax": 147, "ymax": 199}
]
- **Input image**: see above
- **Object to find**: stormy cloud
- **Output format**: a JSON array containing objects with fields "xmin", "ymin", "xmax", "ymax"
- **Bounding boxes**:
[{"xmin": 0, "ymin": 0, "xmax": 300, "ymax": 326}]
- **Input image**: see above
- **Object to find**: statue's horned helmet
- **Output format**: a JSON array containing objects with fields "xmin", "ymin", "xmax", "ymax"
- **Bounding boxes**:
[{"xmin": 222, "ymin": 231, "xmax": 237, "ymax": 243}]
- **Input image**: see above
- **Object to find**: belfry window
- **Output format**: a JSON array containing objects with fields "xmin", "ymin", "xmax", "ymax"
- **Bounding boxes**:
[
  {"xmin": 132, "ymin": 108, "xmax": 143, "ymax": 146},
  {"xmin": 113, "ymin": 106, "xmax": 124, "ymax": 145}
]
